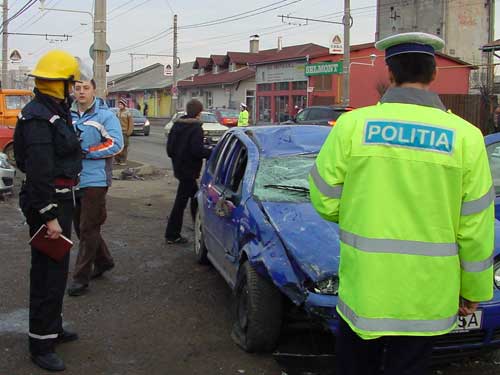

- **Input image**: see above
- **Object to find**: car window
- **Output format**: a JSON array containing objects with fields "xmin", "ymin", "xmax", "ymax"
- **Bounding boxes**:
[
  {"xmin": 218, "ymin": 110, "xmax": 239, "ymax": 118},
  {"xmin": 5, "ymin": 95, "xmax": 31, "ymax": 110},
  {"xmin": 224, "ymin": 142, "xmax": 247, "ymax": 193},
  {"xmin": 296, "ymin": 109, "xmax": 308, "ymax": 122},
  {"xmin": 130, "ymin": 109, "xmax": 143, "ymax": 117},
  {"xmin": 201, "ymin": 113, "xmax": 219, "ymax": 123},
  {"xmin": 215, "ymin": 137, "xmax": 240, "ymax": 185},
  {"xmin": 308, "ymin": 108, "xmax": 334, "ymax": 121},
  {"xmin": 208, "ymin": 133, "xmax": 231, "ymax": 174},
  {"xmin": 486, "ymin": 142, "xmax": 500, "ymax": 195},
  {"xmin": 254, "ymin": 154, "xmax": 317, "ymax": 203}
]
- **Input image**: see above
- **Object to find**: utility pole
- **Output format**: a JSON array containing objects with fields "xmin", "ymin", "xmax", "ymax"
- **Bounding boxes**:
[
  {"xmin": 2, "ymin": 0, "xmax": 8, "ymax": 88},
  {"xmin": 94, "ymin": 0, "xmax": 107, "ymax": 98},
  {"xmin": 342, "ymin": 0, "xmax": 350, "ymax": 106},
  {"xmin": 171, "ymin": 14, "xmax": 178, "ymax": 115}
]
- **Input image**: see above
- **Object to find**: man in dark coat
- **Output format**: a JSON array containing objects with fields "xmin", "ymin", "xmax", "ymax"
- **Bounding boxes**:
[{"xmin": 165, "ymin": 99, "xmax": 212, "ymax": 243}]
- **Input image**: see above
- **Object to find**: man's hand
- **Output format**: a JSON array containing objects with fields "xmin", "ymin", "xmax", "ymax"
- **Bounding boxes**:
[
  {"xmin": 459, "ymin": 297, "xmax": 479, "ymax": 316},
  {"xmin": 46, "ymin": 219, "xmax": 62, "ymax": 239}
]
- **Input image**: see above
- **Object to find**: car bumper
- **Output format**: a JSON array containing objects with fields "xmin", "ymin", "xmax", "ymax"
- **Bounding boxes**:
[
  {"xmin": 303, "ymin": 291, "xmax": 500, "ymax": 360},
  {"xmin": 0, "ymin": 166, "xmax": 15, "ymax": 191},
  {"xmin": 133, "ymin": 124, "xmax": 149, "ymax": 134}
]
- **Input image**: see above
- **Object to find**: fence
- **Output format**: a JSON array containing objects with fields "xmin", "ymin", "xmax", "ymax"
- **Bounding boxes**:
[{"xmin": 439, "ymin": 94, "xmax": 498, "ymax": 134}]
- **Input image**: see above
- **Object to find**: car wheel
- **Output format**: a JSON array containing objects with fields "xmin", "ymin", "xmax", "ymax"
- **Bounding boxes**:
[
  {"xmin": 3, "ymin": 143, "xmax": 14, "ymax": 164},
  {"xmin": 194, "ymin": 209, "xmax": 209, "ymax": 264},
  {"xmin": 232, "ymin": 261, "xmax": 282, "ymax": 352}
]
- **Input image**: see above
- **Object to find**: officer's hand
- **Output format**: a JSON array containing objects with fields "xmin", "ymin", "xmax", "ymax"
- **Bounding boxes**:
[
  {"xmin": 46, "ymin": 219, "xmax": 62, "ymax": 240},
  {"xmin": 459, "ymin": 298, "xmax": 479, "ymax": 316}
]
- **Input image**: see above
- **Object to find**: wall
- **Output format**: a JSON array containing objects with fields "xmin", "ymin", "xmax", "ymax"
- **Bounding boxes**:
[{"xmin": 309, "ymin": 46, "xmax": 471, "ymax": 109}]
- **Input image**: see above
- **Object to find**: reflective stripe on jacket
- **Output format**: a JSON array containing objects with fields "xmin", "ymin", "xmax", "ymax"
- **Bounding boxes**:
[{"xmin": 309, "ymin": 87, "xmax": 494, "ymax": 339}]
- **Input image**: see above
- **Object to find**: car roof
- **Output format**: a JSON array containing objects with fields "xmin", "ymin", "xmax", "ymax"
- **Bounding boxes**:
[{"xmin": 231, "ymin": 125, "xmax": 331, "ymax": 157}]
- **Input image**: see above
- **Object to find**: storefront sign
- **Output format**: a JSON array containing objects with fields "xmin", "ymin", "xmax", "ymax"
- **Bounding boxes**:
[
  {"xmin": 305, "ymin": 61, "xmax": 343, "ymax": 76},
  {"xmin": 329, "ymin": 34, "xmax": 343, "ymax": 55},
  {"xmin": 256, "ymin": 61, "xmax": 306, "ymax": 84}
]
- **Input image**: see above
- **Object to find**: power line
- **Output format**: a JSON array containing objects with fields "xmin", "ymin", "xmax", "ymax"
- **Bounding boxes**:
[
  {"xmin": 108, "ymin": 0, "xmax": 155, "ymax": 22},
  {"xmin": 1, "ymin": 0, "xmax": 37, "ymax": 32},
  {"xmin": 179, "ymin": 0, "xmax": 303, "ymax": 30}
]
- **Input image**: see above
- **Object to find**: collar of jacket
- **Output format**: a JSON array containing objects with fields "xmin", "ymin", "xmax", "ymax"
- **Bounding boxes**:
[
  {"xmin": 176, "ymin": 116, "xmax": 202, "ymax": 126},
  {"xmin": 380, "ymin": 87, "xmax": 446, "ymax": 111}
]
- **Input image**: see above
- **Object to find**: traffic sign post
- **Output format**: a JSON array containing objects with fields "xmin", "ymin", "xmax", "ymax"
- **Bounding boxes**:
[{"xmin": 164, "ymin": 64, "xmax": 173, "ymax": 76}]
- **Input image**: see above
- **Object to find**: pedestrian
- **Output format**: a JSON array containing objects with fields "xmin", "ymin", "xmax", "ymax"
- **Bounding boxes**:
[
  {"xmin": 13, "ymin": 50, "xmax": 85, "ymax": 372},
  {"xmin": 67, "ymin": 75, "xmax": 123, "ymax": 297},
  {"xmin": 165, "ymin": 99, "xmax": 212, "ymax": 244},
  {"xmin": 136, "ymin": 102, "xmax": 141, "ymax": 111},
  {"xmin": 143, "ymin": 102, "xmax": 149, "ymax": 117},
  {"xmin": 238, "ymin": 102, "xmax": 249, "ymax": 127},
  {"xmin": 114, "ymin": 98, "xmax": 133, "ymax": 165},
  {"xmin": 309, "ymin": 32, "xmax": 494, "ymax": 375},
  {"xmin": 494, "ymin": 105, "xmax": 500, "ymax": 133}
]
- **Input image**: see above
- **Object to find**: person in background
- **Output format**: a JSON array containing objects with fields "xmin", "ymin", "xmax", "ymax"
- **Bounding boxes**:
[
  {"xmin": 238, "ymin": 103, "xmax": 249, "ymax": 127},
  {"xmin": 67, "ymin": 77, "xmax": 123, "ymax": 297},
  {"xmin": 14, "ymin": 50, "xmax": 83, "ymax": 372},
  {"xmin": 165, "ymin": 99, "xmax": 212, "ymax": 244},
  {"xmin": 114, "ymin": 98, "xmax": 133, "ymax": 165}
]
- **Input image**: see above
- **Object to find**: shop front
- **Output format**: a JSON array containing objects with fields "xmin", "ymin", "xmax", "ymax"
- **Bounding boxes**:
[{"xmin": 255, "ymin": 60, "xmax": 308, "ymax": 124}]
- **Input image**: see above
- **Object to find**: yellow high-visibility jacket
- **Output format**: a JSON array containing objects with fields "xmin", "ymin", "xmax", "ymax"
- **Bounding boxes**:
[{"xmin": 238, "ymin": 110, "xmax": 249, "ymax": 127}]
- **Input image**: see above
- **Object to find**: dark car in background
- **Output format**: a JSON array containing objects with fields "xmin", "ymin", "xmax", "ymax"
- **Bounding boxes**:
[
  {"xmin": 212, "ymin": 108, "xmax": 240, "ymax": 127},
  {"xmin": 285, "ymin": 106, "xmax": 353, "ymax": 126},
  {"xmin": 110, "ymin": 108, "xmax": 150, "ymax": 136}
]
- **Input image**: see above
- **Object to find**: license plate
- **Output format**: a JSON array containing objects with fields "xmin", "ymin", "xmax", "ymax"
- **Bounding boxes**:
[{"xmin": 453, "ymin": 311, "xmax": 482, "ymax": 332}]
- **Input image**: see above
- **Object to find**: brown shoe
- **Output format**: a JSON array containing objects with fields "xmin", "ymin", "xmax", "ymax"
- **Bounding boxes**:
[{"xmin": 91, "ymin": 263, "xmax": 115, "ymax": 279}]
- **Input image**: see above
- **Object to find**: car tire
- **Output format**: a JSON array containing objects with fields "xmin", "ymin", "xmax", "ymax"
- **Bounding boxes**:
[
  {"xmin": 193, "ymin": 209, "xmax": 209, "ymax": 264},
  {"xmin": 232, "ymin": 261, "xmax": 282, "ymax": 353},
  {"xmin": 3, "ymin": 143, "xmax": 14, "ymax": 164}
]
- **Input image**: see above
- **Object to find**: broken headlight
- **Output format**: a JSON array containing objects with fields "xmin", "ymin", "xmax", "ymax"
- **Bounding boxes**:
[
  {"xmin": 494, "ymin": 261, "xmax": 500, "ymax": 290},
  {"xmin": 312, "ymin": 275, "xmax": 339, "ymax": 296}
]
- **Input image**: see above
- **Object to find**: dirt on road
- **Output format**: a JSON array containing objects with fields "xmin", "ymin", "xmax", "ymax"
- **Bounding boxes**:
[{"xmin": 0, "ymin": 173, "xmax": 498, "ymax": 375}]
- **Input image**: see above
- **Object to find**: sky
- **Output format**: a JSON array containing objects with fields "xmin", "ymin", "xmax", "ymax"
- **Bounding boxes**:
[{"xmin": 5, "ymin": 0, "xmax": 500, "ymax": 75}]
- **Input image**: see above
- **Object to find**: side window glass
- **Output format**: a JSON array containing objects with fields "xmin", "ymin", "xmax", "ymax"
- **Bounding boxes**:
[
  {"xmin": 308, "ymin": 108, "xmax": 332, "ymax": 120},
  {"xmin": 226, "ymin": 143, "xmax": 248, "ymax": 193},
  {"xmin": 209, "ymin": 134, "xmax": 231, "ymax": 174},
  {"xmin": 215, "ymin": 137, "xmax": 239, "ymax": 183},
  {"xmin": 486, "ymin": 142, "xmax": 500, "ymax": 196},
  {"xmin": 296, "ymin": 109, "xmax": 308, "ymax": 122}
]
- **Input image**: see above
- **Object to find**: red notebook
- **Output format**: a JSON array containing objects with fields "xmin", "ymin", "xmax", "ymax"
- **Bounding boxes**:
[{"xmin": 29, "ymin": 225, "xmax": 73, "ymax": 262}]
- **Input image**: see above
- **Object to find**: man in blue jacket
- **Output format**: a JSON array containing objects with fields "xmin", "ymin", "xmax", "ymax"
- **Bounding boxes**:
[{"xmin": 67, "ymin": 79, "xmax": 123, "ymax": 296}]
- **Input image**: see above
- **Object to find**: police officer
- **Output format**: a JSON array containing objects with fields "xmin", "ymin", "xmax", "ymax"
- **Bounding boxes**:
[
  {"xmin": 238, "ymin": 102, "xmax": 249, "ymax": 126},
  {"xmin": 309, "ymin": 33, "xmax": 494, "ymax": 375},
  {"xmin": 14, "ymin": 50, "xmax": 85, "ymax": 372}
]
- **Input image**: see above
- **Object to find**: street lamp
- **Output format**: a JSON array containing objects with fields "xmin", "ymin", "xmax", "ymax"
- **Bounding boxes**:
[{"xmin": 349, "ymin": 54, "xmax": 378, "ymax": 71}]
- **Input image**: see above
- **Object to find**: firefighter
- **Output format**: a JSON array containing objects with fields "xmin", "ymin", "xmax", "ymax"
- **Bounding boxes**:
[
  {"xmin": 238, "ymin": 102, "xmax": 249, "ymax": 126},
  {"xmin": 309, "ymin": 33, "xmax": 494, "ymax": 375},
  {"xmin": 14, "ymin": 50, "xmax": 86, "ymax": 372}
]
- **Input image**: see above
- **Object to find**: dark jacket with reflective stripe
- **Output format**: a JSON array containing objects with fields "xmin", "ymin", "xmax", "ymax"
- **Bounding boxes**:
[{"xmin": 14, "ymin": 92, "xmax": 82, "ymax": 222}]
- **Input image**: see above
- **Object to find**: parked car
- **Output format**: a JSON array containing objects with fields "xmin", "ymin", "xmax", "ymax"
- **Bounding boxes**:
[
  {"xmin": 212, "ymin": 108, "xmax": 240, "ymax": 127},
  {"xmin": 110, "ymin": 108, "xmax": 150, "ymax": 136},
  {"xmin": 0, "ymin": 126, "xmax": 14, "ymax": 163},
  {"xmin": 0, "ymin": 152, "xmax": 15, "ymax": 192},
  {"xmin": 195, "ymin": 125, "xmax": 500, "ymax": 364},
  {"xmin": 165, "ymin": 111, "xmax": 228, "ymax": 146},
  {"xmin": 284, "ymin": 106, "xmax": 353, "ymax": 126}
]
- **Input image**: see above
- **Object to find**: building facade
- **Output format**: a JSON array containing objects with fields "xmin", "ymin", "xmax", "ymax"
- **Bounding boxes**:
[{"xmin": 376, "ymin": 0, "xmax": 494, "ymax": 89}]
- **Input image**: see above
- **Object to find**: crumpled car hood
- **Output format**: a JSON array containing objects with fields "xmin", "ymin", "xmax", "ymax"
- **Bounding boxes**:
[{"xmin": 261, "ymin": 202, "xmax": 341, "ymax": 283}]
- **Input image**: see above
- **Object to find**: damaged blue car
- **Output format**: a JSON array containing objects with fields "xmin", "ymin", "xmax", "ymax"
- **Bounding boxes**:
[{"xmin": 194, "ymin": 125, "xmax": 500, "ymax": 365}]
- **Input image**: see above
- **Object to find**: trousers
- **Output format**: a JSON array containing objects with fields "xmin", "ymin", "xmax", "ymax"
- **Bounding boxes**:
[
  {"xmin": 165, "ymin": 178, "xmax": 198, "ymax": 239},
  {"xmin": 27, "ymin": 199, "xmax": 73, "ymax": 355},
  {"xmin": 336, "ymin": 318, "xmax": 434, "ymax": 375},
  {"xmin": 115, "ymin": 134, "xmax": 129, "ymax": 163},
  {"xmin": 72, "ymin": 187, "xmax": 114, "ymax": 284}
]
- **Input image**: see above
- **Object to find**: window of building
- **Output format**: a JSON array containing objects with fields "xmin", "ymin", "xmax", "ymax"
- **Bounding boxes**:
[
  {"xmin": 274, "ymin": 95, "xmax": 289, "ymax": 123},
  {"xmin": 199, "ymin": 68, "xmax": 205, "ymax": 75},
  {"xmin": 258, "ymin": 96, "xmax": 271, "ymax": 123},
  {"xmin": 213, "ymin": 65, "xmax": 219, "ymax": 74},
  {"xmin": 314, "ymin": 75, "xmax": 332, "ymax": 92},
  {"xmin": 230, "ymin": 63, "xmax": 236, "ymax": 72},
  {"xmin": 257, "ymin": 83, "xmax": 272, "ymax": 92},
  {"xmin": 292, "ymin": 95, "xmax": 307, "ymax": 111},
  {"xmin": 292, "ymin": 81, "xmax": 307, "ymax": 90},
  {"xmin": 191, "ymin": 91, "xmax": 199, "ymax": 98},
  {"xmin": 205, "ymin": 91, "xmax": 213, "ymax": 109},
  {"xmin": 276, "ymin": 82, "xmax": 289, "ymax": 91}
]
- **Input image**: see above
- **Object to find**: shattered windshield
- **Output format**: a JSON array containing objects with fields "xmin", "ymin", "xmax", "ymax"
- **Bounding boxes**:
[{"xmin": 253, "ymin": 154, "xmax": 317, "ymax": 202}]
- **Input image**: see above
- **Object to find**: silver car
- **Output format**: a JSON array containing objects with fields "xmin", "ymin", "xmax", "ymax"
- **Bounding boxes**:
[{"xmin": 0, "ymin": 152, "xmax": 15, "ymax": 192}]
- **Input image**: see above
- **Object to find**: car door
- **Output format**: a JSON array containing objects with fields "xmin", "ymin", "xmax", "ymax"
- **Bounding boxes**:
[
  {"xmin": 294, "ymin": 108, "xmax": 310, "ymax": 124},
  {"xmin": 204, "ymin": 137, "xmax": 248, "ymax": 283},
  {"xmin": 485, "ymin": 134, "xmax": 500, "ymax": 220}
]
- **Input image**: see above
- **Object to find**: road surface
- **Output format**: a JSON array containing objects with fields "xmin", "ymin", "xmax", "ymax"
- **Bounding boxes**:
[{"xmin": 128, "ymin": 124, "xmax": 171, "ymax": 169}]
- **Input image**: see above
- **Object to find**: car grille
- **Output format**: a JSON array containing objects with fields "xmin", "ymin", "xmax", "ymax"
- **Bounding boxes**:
[
  {"xmin": 2, "ymin": 177, "xmax": 13, "ymax": 187},
  {"xmin": 492, "ymin": 328, "xmax": 500, "ymax": 341},
  {"xmin": 435, "ymin": 330, "xmax": 485, "ymax": 347},
  {"xmin": 206, "ymin": 130, "xmax": 226, "ymax": 137}
]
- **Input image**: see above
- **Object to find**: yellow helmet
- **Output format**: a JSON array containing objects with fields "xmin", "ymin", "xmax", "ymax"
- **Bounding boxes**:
[{"xmin": 30, "ymin": 50, "xmax": 81, "ymax": 81}]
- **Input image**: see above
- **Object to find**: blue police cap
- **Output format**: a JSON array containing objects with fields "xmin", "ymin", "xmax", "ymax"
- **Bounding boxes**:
[{"xmin": 375, "ymin": 32, "xmax": 445, "ymax": 60}]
